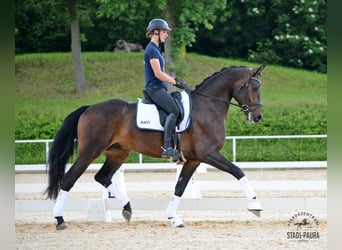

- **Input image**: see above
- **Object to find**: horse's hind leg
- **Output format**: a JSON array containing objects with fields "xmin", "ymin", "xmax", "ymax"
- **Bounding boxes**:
[
  {"xmin": 53, "ymin": 130, "xmax": 112, "ymax": 229},
  {"xmin": 94, "ymin": 145, "xmax": 132, "ymax": 222},
  {"xmin": 53, "ymin": 155, "xmax": 97, "ymax": 230}
]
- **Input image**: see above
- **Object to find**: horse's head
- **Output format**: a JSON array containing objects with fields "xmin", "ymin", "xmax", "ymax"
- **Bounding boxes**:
[{"xmin": 233, "ymin": 65, "xmax": 266, "ymax": 123}]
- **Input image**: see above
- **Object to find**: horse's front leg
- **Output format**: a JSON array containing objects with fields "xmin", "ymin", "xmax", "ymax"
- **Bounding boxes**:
[
  {"xmin": 205, "ymin": 150, "xmax": 262, "ymax": 217},
  {"xmin": 166, "ymin": 160, "xmax": 200, "ymax": 227}
]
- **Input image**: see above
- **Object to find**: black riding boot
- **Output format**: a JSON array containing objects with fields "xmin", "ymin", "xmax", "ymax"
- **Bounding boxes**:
[{"xmin": 161, "ymin": 113, "xmax": 181, "ymax": 160}]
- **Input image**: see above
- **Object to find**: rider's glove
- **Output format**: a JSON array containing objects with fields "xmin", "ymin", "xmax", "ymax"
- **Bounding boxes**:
[{"xmin": 174, "ymin": 78, "xmax": 188, "ymax": 90}]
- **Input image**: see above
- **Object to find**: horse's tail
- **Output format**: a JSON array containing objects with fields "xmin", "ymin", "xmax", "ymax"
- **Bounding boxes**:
[{"xmin": 45, "ymin": 106, "xmax": 89, "ymax": 200}]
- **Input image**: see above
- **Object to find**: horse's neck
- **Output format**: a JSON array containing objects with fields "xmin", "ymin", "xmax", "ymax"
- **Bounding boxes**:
[
  {"xmin": 192, "ymin": 86, "xmax": 230, "ymax": 120},
  {"xmin": 192, "ymin": 67, "xmax": 246, "ymax": 118},
  {"xmin": 196, "ymin": 72, "xmax": 236, "ymax": 101}
]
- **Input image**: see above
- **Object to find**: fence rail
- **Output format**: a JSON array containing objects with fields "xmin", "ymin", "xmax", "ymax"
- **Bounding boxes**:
[{"xmin": 15, "ymin": 134, "xmax": 327, "ymax": 164}]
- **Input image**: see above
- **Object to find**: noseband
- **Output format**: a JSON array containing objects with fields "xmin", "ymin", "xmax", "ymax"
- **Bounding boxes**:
[{"xmin": 194, "ymin": 68, "xmax": 262, "ymax": 113}]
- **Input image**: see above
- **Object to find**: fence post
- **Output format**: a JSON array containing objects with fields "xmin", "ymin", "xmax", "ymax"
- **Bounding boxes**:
[
  {"xmin": 45, "ymin": 141, "xmax": 49, "ymax": 166},
  {"xmin": 232, "ymin": 137, "xmax": 236, "ymax": 162}
]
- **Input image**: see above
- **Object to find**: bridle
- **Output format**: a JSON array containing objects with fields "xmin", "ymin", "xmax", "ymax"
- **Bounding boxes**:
[
  {"xmin": 232, "ymin": 68, "xmax": 263, "ymax": 113},
  {"xmin": 194, "ymin": 68, "xmax": 262, "ymax": 114}
]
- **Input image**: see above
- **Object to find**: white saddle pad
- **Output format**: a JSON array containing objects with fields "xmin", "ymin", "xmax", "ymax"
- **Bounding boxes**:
[{"xmin": 136, "ymin": 91, "xmax": 191, "ymax": 132}]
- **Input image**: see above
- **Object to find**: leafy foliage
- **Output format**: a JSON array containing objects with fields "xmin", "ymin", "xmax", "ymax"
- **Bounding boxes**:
[
  {"xmin": 190, "ymin": 0, "xmax": 326, "ymax": 73},
  {"xmin": 248, "ymin": 0, "xmax": 327, "ymax": 73},
  {"xmin": 15, "ymin": 0, "xmax": 326, "ymax": 72},
  {"xmin": 15, "ymin": 0, "xmax": 70, "ymax": 53}
]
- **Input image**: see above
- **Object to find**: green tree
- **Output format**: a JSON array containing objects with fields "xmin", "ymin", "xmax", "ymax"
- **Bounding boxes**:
[
  {"xmin": 15, "ymin": 0, "xmax": 89, "ymax": 92},
  {"xmin": 70, "ymin": 0, "xmax": 87, "ymax": 93},
  {"xmin": 15, "ymin": 0, "xmax": 326, "ymax": 73},
  {"xmin": 96, "ymin": 0, "xmax": 226, "ymax": 76},
  {"xmin": 190, "ymin": 0, "xmax": 326, "ymax": 73},
  {"xmin": 189, "ymin": 0, "xmax": 273, "ymax": 59},
  {"xmin": 249, "ymin": 0, "xmax": 327, "ymax": 73},
  {"xmin": 15, "ymin": 0, "xmax": 70, "ymax": 54}
]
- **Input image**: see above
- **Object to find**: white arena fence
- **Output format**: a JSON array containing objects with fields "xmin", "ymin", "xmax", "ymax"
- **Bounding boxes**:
[
  {"xmin": 15, "ymin": 134, "xmax": 327, "ymax": 168},
  {"xmin": 15, "ymin": 135, "xmax": 327, "ymax": 220},
  {"xmin": 15, "ymin": 164, "xmax": 327, "ymax": 222},
  {"xmin": 15, "ymin": 167, "xmax": 327, "ymax": 221}
]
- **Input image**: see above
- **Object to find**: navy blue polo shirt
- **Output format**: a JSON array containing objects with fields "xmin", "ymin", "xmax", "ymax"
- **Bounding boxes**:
[{"xmin": 144, "ymin": 41, "xmax": 167, "ymax": 89}]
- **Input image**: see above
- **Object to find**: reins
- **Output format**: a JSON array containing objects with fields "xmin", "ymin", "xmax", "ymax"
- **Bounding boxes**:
[
  {"xmin": 193, "ymin": 68, "xmax": 262, "ymax": 113},
  {"xmin": 193, "ymin": 91, "xmax": 237, "ymax": 106},
  {"xmin": 194, "ymin": 91, "xmax": 249, "ymax": 114}
]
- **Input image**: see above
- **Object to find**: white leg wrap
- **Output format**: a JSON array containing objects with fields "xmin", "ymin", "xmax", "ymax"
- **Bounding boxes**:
[
  {"xmin": 238, "ymin": 176, "xmax": 256, "ymax": 200},
  {"xmin": 107, "ymin": 183, "xmax": 129, "ymax": 207},
  {"xmin": 53, "ymin": 190, "xmax": 69, "ymax": 217},
  {"xmin": 166, "ymin": 195, "xmax": 181, "ymax": 219}
]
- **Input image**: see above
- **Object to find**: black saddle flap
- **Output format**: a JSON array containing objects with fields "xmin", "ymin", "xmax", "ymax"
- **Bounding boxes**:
[{"xmin": 170, "ymin": 91, "xmax": 185, "ymax": 122}]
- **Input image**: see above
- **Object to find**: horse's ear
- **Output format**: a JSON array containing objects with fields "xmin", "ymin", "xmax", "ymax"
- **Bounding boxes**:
[{"xmin": 253, "ymin": 64, "xmax": 266, "ymax": 77}]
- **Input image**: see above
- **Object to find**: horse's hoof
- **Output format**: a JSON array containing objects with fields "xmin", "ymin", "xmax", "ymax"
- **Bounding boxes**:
[
  {"xmin": 247, "ymin": 199, "xmax": 262, "ymax": 217},
  {"xmin": 56, "ymin": 222, "xmax": 67, "ymax": 230},
  {"xmin": 176, "ymin": 223, "xmax": 185, "ymax": 228},
  {"xmin": 248, "ymin": 209, "xmax": 262, "ymax": 217},
  {"xmin": 247, "ymin": 198, "xmax": 262, "ymax": 217},
  {"xmin": 168, "ymin": 216, "xmax": 185, "ymax": 228},
  {"xmin": 122, "ymin": 210, "xmax": 132, "ymax": 223}
]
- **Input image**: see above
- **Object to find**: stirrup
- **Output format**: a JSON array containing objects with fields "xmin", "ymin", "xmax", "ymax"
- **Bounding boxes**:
[{"xmin": 161, "ymin": 147, "xmax": 181, "ymax": 161}]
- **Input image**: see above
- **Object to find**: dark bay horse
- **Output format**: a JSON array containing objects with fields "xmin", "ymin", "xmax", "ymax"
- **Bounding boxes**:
[{"xmin": 46, "ymin": 65, "xmax": 266, "ymax": 229}]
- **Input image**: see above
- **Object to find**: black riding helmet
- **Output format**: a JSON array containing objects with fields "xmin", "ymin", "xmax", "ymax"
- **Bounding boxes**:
[{"xmin": 146, "ymin": 18, "xmax": 172, "ymax": 34}]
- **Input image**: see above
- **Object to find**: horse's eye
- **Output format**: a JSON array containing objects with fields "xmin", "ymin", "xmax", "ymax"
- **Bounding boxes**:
[{"xmin": 252, "ymin": 86, "xmax": 259, "ymax": 92}]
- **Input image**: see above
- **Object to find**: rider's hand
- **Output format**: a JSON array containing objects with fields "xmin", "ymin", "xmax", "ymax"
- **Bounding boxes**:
[{"xmin": 174, "ymin": 78, "xmax": 188, "ymax": 90}]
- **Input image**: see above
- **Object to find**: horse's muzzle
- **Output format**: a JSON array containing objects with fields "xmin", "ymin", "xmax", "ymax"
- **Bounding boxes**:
[{"xmin": 247, "ymin": 111, "xmax": 262, "ymax": 123}]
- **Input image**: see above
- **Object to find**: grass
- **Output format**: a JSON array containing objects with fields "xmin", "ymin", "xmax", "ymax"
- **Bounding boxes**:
[{"xmin": 15, "ymin": 52, "xmax": 327, "ymax": 163}]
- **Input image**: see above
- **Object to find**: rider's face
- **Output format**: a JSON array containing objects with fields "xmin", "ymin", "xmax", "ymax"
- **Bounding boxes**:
[{"xmin": 158, "ymin": 30, "xmax": 169, "ymax": 42}]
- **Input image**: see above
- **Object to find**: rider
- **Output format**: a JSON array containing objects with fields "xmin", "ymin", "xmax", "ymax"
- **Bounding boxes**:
[{"xmin": 143, "ymin": 18, "xmax": 188, "ymax": 160}]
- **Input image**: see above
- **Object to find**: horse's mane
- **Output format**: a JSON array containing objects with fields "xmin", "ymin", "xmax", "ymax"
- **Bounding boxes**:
[{"xmin": 194, "ymin": 66, "xmax": 245, "ymax": 91}]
